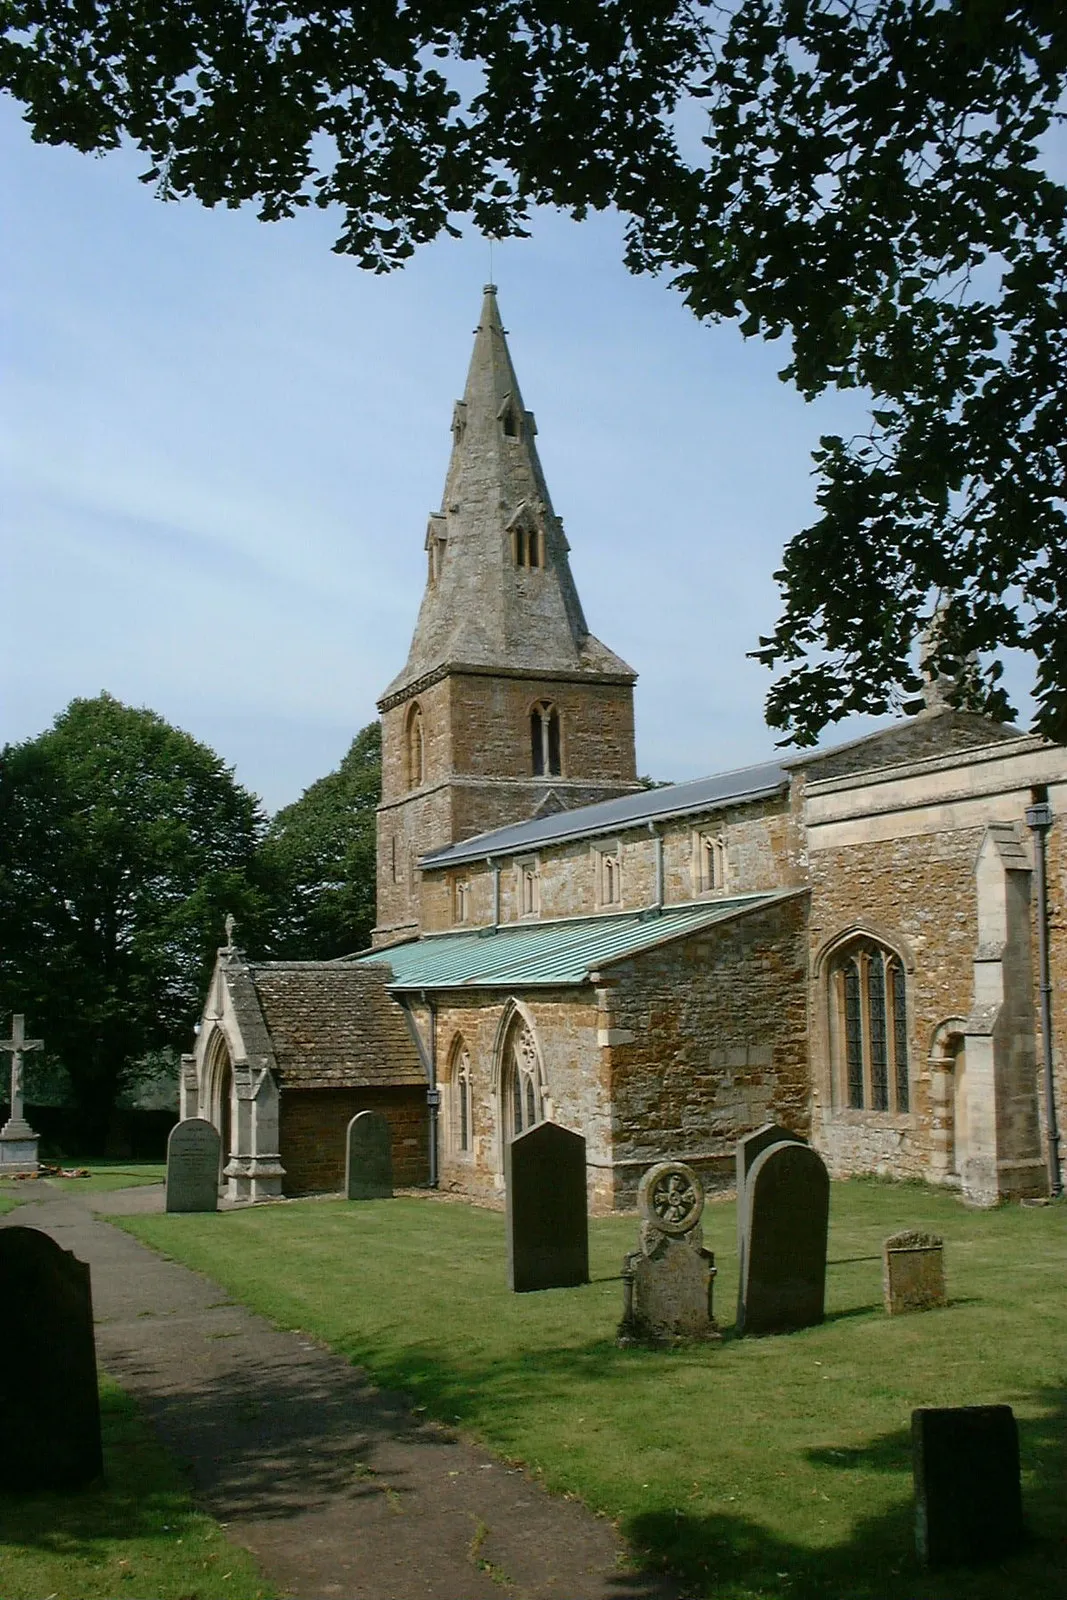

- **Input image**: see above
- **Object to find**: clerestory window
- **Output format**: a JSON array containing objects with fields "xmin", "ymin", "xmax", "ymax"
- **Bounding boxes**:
[{"xmin": 829, "ymin": 939, "xmax": 910, "ymax": 1113}]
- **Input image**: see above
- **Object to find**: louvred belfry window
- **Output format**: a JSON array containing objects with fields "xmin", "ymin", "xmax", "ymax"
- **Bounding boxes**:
[{"xmin": 531, "ymin": 702, "xmax": 561, "ymax": 777}]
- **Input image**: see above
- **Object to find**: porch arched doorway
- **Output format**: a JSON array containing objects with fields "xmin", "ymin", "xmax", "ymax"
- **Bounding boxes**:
[
  {"xmin": 929, "ymin": 1018, "xmax": 968, "ymax": 1185},
  {"xmin": 203, "ymin": 1027, "xmax": 235, "ymax": 1188}
]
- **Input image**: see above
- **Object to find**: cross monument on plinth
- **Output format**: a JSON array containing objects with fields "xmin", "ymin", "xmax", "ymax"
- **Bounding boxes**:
[{"xmin": 0, "ymin": 1014, "xmax": 43, "ymax": 1174}]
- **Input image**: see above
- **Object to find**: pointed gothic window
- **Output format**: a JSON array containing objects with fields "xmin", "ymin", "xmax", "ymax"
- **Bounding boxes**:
[
  {"xmin": 694, "ymin": 831, "xmax": 727, "ymax": 893},
  {"xmin": 449, "ymin": 1039, "xmax": 473, "ymax": 1155},
  {"xmin": 597, "ymin": 846, "xmax": 622, "ymax": 907},
  {"xmin": 406, "ymin": 703, "xmax": 425, "ymax": 790},
  {"xmin": 829, "ymin": 938, "xmax": 910, "ymax": 1114},
  {"xmin": 531, "ymin": 702, "xmax": 561, "ymax": 777},
  {"xmin": 503, "ymin": 1017, "xmax": 543, "ymax": 1137},
  {"xmin": 502, "ymin": 405, "xmax": 519, "ymax": 438}
]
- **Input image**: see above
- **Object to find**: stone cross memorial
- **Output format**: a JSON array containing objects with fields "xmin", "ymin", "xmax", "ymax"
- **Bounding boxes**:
[
  {"xmin": 165, "ymin": 1117, "xmax": 221, "ymax": 1213},
  {"xmin": 345, "ymin": 1109, "xmax": 394, "ymax": 1199},
  {"xmin": 0, "ymin": 1013, "xmax": 43, "ymax": 1175},
  {"xmin": 506, "ymin": 1121, "xmax": 588, "ymax": 1292},
  {"xmin": 738, "ymin": 1138, "xmax": 829, "ymax": 1335},
  {"xmin": 883, "ymin": 1230, "xmax": 947, "ymax": 1315},
  {"xmin": 913, "ymin": 1405, "xmax": 1023, "ymax": 1567},
  {"xmin": 0, "ymin": 1226, "xmax": 104, "ymax": 1490},
  {"xmin": 619, "ymin": 1161, "xmax": 720, "ymax": 1345},
  {"xmin": 734, "ymin": 1123, "xmax": 806, "ymax": 1325}
]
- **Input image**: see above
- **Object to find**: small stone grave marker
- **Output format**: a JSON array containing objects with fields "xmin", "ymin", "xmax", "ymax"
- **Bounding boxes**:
[
  {"xmin": 0, "ymin": 1226, "xmax": 103, "ymax": 1490},
  {"xmin": 618, "ymin": 1161, "xmax": 720, "ymax": 1345},
  {"xmin": 165, "ymin": 1117, "xmax": 221, "ymax": 1213},
  {"xmin": 883, "ymin": 1230, "xmax": 946, "ymax": 1315},
  {"xmin": 506, "ymin": 1121, "xmax": 588, "ymax": 1292},
  {"xmin": 345, "ymin": 1110, "xmax": 393, "ymax": 1200},
  {"xmin": 913, "ymin": 1405, "xmax": 1023, "ymax": 1567},
  {"xmin": 738, "ymin": 1140, "xmax": 829, "ymax": 1335},
  {"xmin": 735, "ymin": 1123, "xmax": 806, "ymax": 1324}
]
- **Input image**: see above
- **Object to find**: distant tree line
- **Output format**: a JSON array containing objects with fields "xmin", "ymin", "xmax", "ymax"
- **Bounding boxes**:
[{"xmin": 0, "ymin": 694, "xmax": 380, "ymax": 1145}]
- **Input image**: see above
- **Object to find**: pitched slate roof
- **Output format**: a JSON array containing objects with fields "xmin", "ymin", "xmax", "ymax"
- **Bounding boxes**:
[
  {"xmin": 245, "ymin": 962, "xmax": 424, "ymax": 1088},
  {"xmin": 357, "ymin": 893, "xmax": 795, "ymax": 990},
  {"xmin": 419, "ymin": 760, "xmax": 789, "ymax": 870}
]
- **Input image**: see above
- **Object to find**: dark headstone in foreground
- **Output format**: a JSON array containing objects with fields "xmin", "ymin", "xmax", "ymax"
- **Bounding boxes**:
[
  {"xmin": 913, "ymin": 1405, "xmax": 1023, "ymax": 1567},
  {"xmin": 739, "ymin": 1140, "xmax": 829, "ymax": 1335},
  {"xmin": 735, "ymin": 1123, "xmax": 806, "ymax": 1323},
  {"xmin": 506, "ymin": 1122, "xmax": 588, "ymax": 1293},
  {"xmin": 883, "ymin": 1230, "xmax": 946, "ymax": 1315},
  {"xmin": 165, "ymin": 1117, "xmax": 221, "ymax": 1213},
  {"xmin": 0, "ymin": 1226, "xmax": 103, "ymax": 1490},
  {"xmin": 345, "ymin": 1110, "xmax": 394, "ymax": 1200}
]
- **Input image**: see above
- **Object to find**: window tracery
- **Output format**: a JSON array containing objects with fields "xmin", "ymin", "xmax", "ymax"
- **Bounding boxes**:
[
  {"xmin": 504, "ymin": 1019, "xmax": 543, "ymax": 1138},
  {"xmin": 829, "ymin": 938, "xmax": 910, "ymax": 1113}
]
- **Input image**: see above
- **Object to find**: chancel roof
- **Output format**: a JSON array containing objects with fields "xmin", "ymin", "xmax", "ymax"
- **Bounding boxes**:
[
  {"xmin": 357, "ymin": 893, "xmax": 794, "ymax": 990},
  {"xmin": 419, "ymin": 760, "xmax": 789, "ymax": 870},
  {"xmin": 244, "ymin": 962, "xmax": 424, "ymax": 1088}
]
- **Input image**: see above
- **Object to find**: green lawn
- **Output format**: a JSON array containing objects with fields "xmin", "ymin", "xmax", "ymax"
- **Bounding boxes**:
[
  {"xmin": 0, "ymin": 1190, "xmax": 26, "ymax": 1215},
  {"xmin": 120, "ymin": 1181, "xmax": 1067, "ymax": 1600},
  {"xmin": 43, "ymin": 1161, "xmax": 166, "ymax": 1194},
  {"xmin": 0, "ymin": 1375, "xmax": 273, "ymax": 1600}
]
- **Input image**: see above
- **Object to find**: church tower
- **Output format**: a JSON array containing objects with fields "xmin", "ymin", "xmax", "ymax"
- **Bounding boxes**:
[{"xmin": 374, "ymin": 286, "xmax": 639, "ymax": 943}]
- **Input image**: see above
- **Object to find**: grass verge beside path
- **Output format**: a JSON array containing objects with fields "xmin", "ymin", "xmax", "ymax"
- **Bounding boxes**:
[
  {"xmin": 0, "ymin": 1374, "xmax": 273, "ymax": 1600},
  {"xmin": 1, "ymin": 1161, "xmax": 165, "ymax": 1201},
  {"xmin": 120, "ymin": 1181, "xmax": 1067, "ymax": 1600}
]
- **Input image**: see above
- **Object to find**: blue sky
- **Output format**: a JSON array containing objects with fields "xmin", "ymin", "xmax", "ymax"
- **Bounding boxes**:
[{"xmin": 1, "ymin": 93, "xmax": 1008, "ymax": 815}]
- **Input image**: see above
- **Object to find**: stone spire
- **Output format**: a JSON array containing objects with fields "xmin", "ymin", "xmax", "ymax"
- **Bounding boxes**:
[{"xmin": 381, "ymin": 285, "xmax": 635, "ymax": 702}]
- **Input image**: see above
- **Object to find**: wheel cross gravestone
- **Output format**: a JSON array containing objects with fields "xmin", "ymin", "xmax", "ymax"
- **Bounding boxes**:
[
  {"xmin": 506, "ymin": 1121, "xmax": 588, "ymax": 1292},
  {"xmin": 618, "ymin": 1161, "xmax": 720, "ymax": 1345},
  {"xmin": 0, "ymin": 1226, "xmax": 103, "ymax": 1490},
  {"xmin": 0, "ymin": 1013, "xmax": 43, "ymax": 1175}
]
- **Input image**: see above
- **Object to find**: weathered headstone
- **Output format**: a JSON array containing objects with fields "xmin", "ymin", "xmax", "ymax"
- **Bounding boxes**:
[
  {"xmin": 738, "ymin": 1140, "xmax": 829, "ymax": 1335},
  {"xmin": 734, "ymin": 1123, "xmax": 806, "ymax": 1323},
  {"xmin": 619, "ymin": 1161, "xmax": 720, "ymax": 1345},
  {"xmin": 345, "ymin": 1110, "xmax": 394, "ymax": 1200},
  {"xmin": 506, "ymin": 1121, "xmax": 588, "ymax": 1292},
  {"xmin": 883, "ymin": 1230, "xmax": 946, "ymax": 1315},
  {"xmin": 0, "ymin": 1013, "xmax": 43, "ymax": 1175},
  {"xmin": 0, "ymin": 1226, "xmax": 103, "ymax": 1490},
  {"xmin": 165, "ymin": 1117, "xmax": 221, "ymax": 1213},
  {"xmin": 913, "ymin": 1405, "xmax": 1023, "ymax": 1567}
]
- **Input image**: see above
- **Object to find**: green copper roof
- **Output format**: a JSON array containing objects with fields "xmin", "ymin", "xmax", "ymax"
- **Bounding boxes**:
[{"xmin": 355, "ymin": 894, "xmax": 790, "ymax": 990}]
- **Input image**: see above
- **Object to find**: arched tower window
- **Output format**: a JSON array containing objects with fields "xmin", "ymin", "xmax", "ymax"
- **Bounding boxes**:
[
  {"xmin": 530, "ymin": 701, "xmax": 561, "ymax": 777},
  {"xmin": 503, "ymin": 1015, "xmax": 544, "ymax": 1138},
  {"xmin": 828, "ymin": 937, "xmax": 910, "ymax": 1113},
  {"xmin": 449, "ymin": 1038, "xmax": 473, "ymax": 1155},
  {"xmin": 514, "ymin": 525, "xmax": 541, "ymax": 569},
  {"xmin": 406, "ymin": 702, "xmax": 425, "ymax": 790}
]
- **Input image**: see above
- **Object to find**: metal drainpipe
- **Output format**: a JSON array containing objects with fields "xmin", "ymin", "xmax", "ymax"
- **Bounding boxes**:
[
  {"xmin": 1025, "ymin": 794, "xmax": 1062, "ymax": 1197},
  {"xmin": 489, "ymin": 857, "xmax": 501, "ymax": 927},
  {"xmin": 420, "ymin": 989, "xmax": 439, "ymax": 1189},
  {"xmin": 648, "ymin": 822, "xmax": 664, "ymax": 910}
]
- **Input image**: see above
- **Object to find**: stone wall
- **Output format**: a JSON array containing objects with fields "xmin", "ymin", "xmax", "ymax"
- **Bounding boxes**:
[
  {"xmin": 602, "ymin": 894, "xmax": 810, "ymax": 1207},
  {"xmin": 278, "ymin": 1085, "xmax": 428, "ymax": 1194},
  {"xmin": 1037, "ymin": 780, "xmax": 1067, "ymax": 1184}
]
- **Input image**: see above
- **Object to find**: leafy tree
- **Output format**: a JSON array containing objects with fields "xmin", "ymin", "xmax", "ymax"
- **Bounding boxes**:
[
  {"xmin": 2, "ymin": 2, "xmax": 1064, "ymax": 739},
  {"xmin": 0, "ymin": 694, "xmax": 270, "ymax": 1146},
  {"xmin": 260, "ymin": 721, "xmax": 381, "ymax": 960}
]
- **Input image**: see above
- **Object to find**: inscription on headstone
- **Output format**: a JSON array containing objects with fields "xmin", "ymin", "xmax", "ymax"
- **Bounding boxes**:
[
  {"xmin": 738, "ymin": 1140, "xmax": 829, "ymax": 1335},
  {"xmin": 913, "ymin": 1405, "xmax": 1023, "ymax": 1567},
  {"xmin": 506, "ymin": 1122, "xmax": 588, "ymax": 1292},
  {"xmin": 0, "ymin": 1226, "xmax": 103, "ymax": 1489},
  {"xmin": 619, "ymin": 1161, "xmax": 720, "ymax": 1345},
  {"xmin": 345, "ymin": 1110, "xmax": 394, "ymax": 1200},
  {"xmin": 165, "ymin": 1117, "xmax": 221, "ymax": 1213},
  {"xmin": 734, "ymin": 1123, "xmax": 806, "ymax": 1324},
  {"xmin": 883, "ymin": 1230, "xmax": 946, "ymax": 1315}
]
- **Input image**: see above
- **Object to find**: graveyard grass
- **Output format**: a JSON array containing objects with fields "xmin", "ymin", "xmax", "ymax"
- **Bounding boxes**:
[
  {"xmin": 119, "ymin": 1181, "xmax": 1067, "ymax": 1600},
  {"xmin": 0, "ymin": 1373, "xmax": 273, "ymax": 1600},
  {"xmin": 0, "ymin": 1162, "xmax": 165, "ymax": 1199}
]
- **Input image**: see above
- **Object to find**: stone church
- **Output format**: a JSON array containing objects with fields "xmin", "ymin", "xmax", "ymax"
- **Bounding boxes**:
[{"xmin": 185, "ymin": 287, "xmax": 1065, "ymax": 1212}]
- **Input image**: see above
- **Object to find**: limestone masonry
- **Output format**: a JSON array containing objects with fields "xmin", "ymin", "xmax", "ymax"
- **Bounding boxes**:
[{"xmin": 188, "ymin": 288, "xmax": 1065, "ymax": 1211}]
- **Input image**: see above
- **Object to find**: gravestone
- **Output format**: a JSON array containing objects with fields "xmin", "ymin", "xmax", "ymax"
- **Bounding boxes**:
[
  {"xmin": 738, "ymin": 1140, "xmax": 829, "ymax": 1335},
  {"xmin": 0, "ymin": 1226, "xmax": 103, "ymax": 1489},
  {"xmin": 165, "ymin": 1117, "xmax": 221, "ymax": 1213},
  {"xmin": 913, "ymin": 1405, "xmax": 1023, "ymax": 1567},
  {"xmin": 618, "ymin": 1161, "xmax": 720, "ymax": 1345},
  {"xmin": 506, "ymin": 1121, "xmax": 588, "ymax": 1292},
  {"xmin": 0, "ymin": 1013, "xmax": 44, "ymax": 1175},
  {"xmin": 883, "ymin": 1230, "xmax": 946, "ymax": 1315},
  {"xmin": 345, "ymin": 1110, "xmax": 393, "ymax": 1200},
  {"xmin": 734, "ymin": 1123, "xmax": 806, "ymax": 1324}
]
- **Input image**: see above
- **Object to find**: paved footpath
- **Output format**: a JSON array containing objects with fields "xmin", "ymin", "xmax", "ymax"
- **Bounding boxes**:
[{"xmin": 2, "ymin": 1188, "xmax": 684, "ymax": 1600}]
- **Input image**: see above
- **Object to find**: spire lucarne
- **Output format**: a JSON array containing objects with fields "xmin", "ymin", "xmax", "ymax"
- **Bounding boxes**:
[{"xmin": 374, "ymin": 286, "xmax": 639, "ymax": 944}]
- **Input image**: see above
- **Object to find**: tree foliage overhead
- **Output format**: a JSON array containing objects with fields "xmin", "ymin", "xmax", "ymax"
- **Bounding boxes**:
[
  {"xmin": 3, "ymin": 1, "xmax": 1065, "ymax": 741},
  {"xmin": 260, "ymin": 721, "xmax": 381, "ymax": 960},
  {"xmin": 0, "ymin": 694, "xmax": 269, "ymax": 1140}
]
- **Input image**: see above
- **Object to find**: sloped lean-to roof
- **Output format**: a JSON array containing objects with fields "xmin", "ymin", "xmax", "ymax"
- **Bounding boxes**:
[
  {"xmin": 246, "ymin": 962, "xmax": 424, "ymax": 1088},
  {"xmin": 356, "ymin": 892, "xmax": 798, "ymax": 991},
  {"xmin": 419, "ymin": 760, "xmax": 789, "ymax": 871}
]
